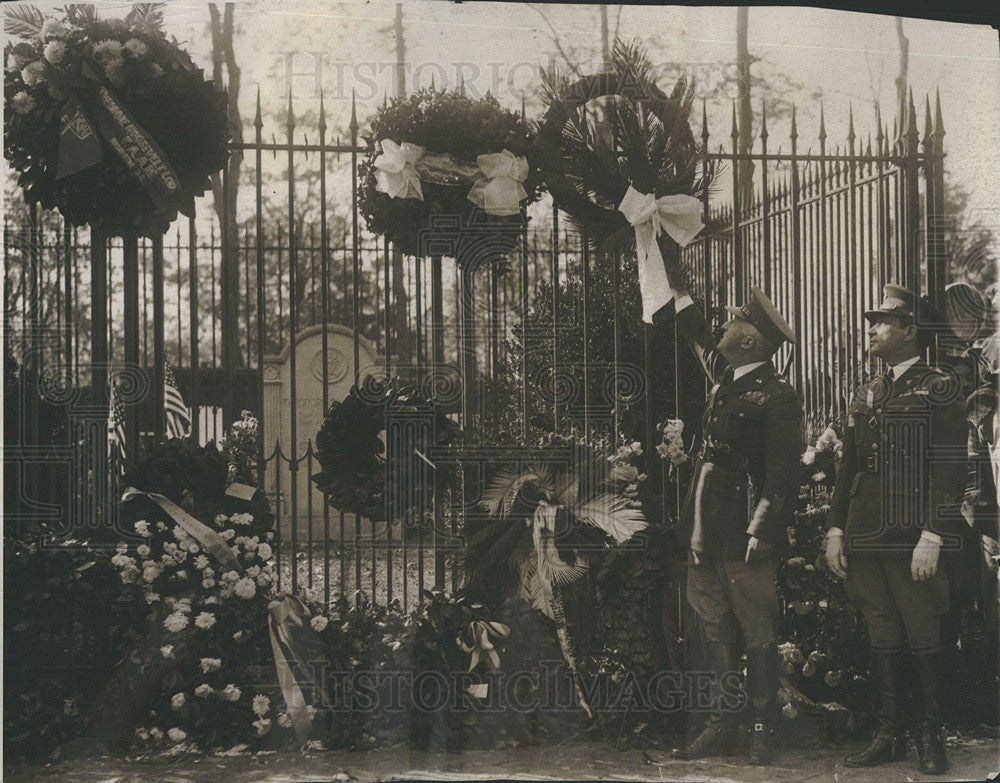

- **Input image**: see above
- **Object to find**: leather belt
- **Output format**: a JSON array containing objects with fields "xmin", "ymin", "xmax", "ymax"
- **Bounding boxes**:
[{"xmin": 700, "ymin": 442, "xmax": 750, "ymax": 474}]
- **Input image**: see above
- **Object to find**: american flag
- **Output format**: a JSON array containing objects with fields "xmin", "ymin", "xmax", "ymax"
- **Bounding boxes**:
[
  {"xmin": 164, "ymin": 366, "xmax": 193, "ymax": 440},
  {"xmin": 107, "ymin": 378, "xmax": 126, "ymax": 476}
]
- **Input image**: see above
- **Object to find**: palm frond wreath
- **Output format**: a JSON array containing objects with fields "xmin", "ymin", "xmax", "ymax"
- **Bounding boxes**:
[
  {"xmin": 464, "ymin": 434, "xmax": 647, "ymax": 718},
  {"xmin": 535, "ymin": 40, "xmax": 715, "ymax": 253}
]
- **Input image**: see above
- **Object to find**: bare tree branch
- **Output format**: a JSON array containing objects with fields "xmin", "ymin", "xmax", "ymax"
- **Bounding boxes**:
[
  {"xmin": 526, "ymin": 4, "xmax": 583, "ymax": 78},
  {"xmin": 894, "ymin": 16, "xmax": 909, "ymax": 122}
]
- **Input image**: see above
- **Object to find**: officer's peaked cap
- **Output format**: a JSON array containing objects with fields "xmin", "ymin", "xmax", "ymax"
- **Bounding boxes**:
[{"xmin": 725, "ymin": 286, "xmax": 796, "ymax": 347}]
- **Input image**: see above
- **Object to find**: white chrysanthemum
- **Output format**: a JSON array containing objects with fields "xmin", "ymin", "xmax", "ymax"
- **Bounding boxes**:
[
  {"xmin": 137, "ymin": 544, "xmax": 151, "ymax": 558},
  {"xmin": 116, "ymin": 542, "xmax": 129, "ymax": 555},
  {"xmin": 266, "ymin": 532, "xmax": 274, "ymax": 541},
  {"xmin": 310, "ymin": 615, "xmax": 329, "ymax": 632},
  {"xmin": 234, "ymin": 577, "xmax": 256, "ymax": 600},
  {"xmin": 222, "ymin": 684, "xmax": 241, "ymax": 702},
  {"xmin": 160, "ymin": 645, "xmax": 175, "ymax": 658},
  {"xmin": 110, "ymin": 553, "xmax": 132, "ymax": 568},
  {"xmin": 194, "ymin": 611, "xmax": 216, "ymax": 629},
  {"xmin": 246, "ymin": 565, "xmax": 261, "ymax": 578},
  {"xmin": 123, "ymin": 38, "xmax": 148, "ymax": 58},
  {"xmin": 252, "ymin": 694, "xmax": 270, "ymax": 716},
  {"xmin": 171, "ymin": 693, "xmax": 186, "ymax": 710},
  {"xmin": 233, "ymin": 631, "xmax": 245, "ymax": 642},
  {"xmin": 215, "ymin": 514, "xmax": 228, "ymax": 525},
  {"xmin": 194, "ymin": 683, "xmax": 213, "ymax": 698},
  {"xmin": 143, "ymin": 562, "xmax": 160, "ymax": 581},
  {"xmin": 202, "ymin": 578, "xmax": 216, "ymax": 589},
  {"xmin": 134, "ymin": 520, "xmax": 151, "ymax": 536},
  {"xmin": 186, "ymin": 541, "xmax": 200, "ymax": 554},
  {"xmin": 277, "ymin": 711, "xmax": 293, "ymax": 728},
  {"xmin": 257, "ymin": 543, "xmax": 273, "ymax": 561},
  {"xmin": 230, "ymin": 545, "xmax": 241, "ymax": 558},
  {"xmin": 134, "ymin": 727, "xmax": 150, "ymax": 741},
  {"xmin": 164, "ymin": 542, "xmax": 178, "ymax": 554},
  {"xmin": 144, "ymin": 592, "xmax": 161, "ymax": 604},
  {"xmin": 167, "ymin": 727, "xmax": 186, "ymax": 742},
  {"xmin": 219, "ymin": 586, "xmax": 234, "ymax": 600},
  {"xmin": 194, "ymin": 554, "xmax": 210, "ymax": 570},
  {"xmin": 220, "ymin": 529, "xmax": 236, "ymax": 541},
  {"xmin": 200, "ymin": 657, "xmax": 222, "ymax": 673},
  {"xmin": 120, "ymin": 565, "xmax": 139, "ymax": 584},
  {"xmin": 233, "ymin": 513, "xmax": 254, "ymax": 526},
  {"xmin": 92, "ymin": 39, "xmax": 124, "ymax": 59},
  {"xmin": 174, "ymin": 569, "xmax": 188, "ymax": 580},
  {"xmin": 176, "ymin": 599, "xmax": 193, "ymax": 614},
  {"xmin": 105, "ymin": 58, "xmax": 125, "ymax": 85},
  {"xmin": 163, "ymin": 612, "xmax": 189, "ymax": 633},
  {"xmin": 43, "ymin": 40, "xmax": 66, "ymax": 65},
  {"xmin": 801, "ymin": 447, "xmax": 817, "ymax": 465},
  {"xmin": 149, "ymin": 727, "xmax": 164, "ymax": 741},
  {"xmin": 244, "ymin": 537, "xmax": 259, "ymax": 552},
  {"xmin": 156, "ymin": 521, "xmax": 167, "ymax": 531},
  {"xmin": 221, "ymin": 570, "xmax": 240, "ymax": 584},
  {"xmin": 252, "ymin": 718, "xmax": 271, "ymax": 736},
  {"xmin": 41, "ymin": 19, "xmax": 69, "ymax": 39},
  {"xmin": 203, "ymin": 566, "xmax": 215, "ymax": 578}
]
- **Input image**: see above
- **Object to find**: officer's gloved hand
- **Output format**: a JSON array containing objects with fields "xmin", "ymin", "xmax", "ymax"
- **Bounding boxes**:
[
  {"xmin": 910, "ymin": 530, "xmax": 942, "ymax": 581},
  {"xmin": 825, "ymin": 530, "xmax": 848, "ymax": 579},
  {"xmin": 744, "ymin": 536, "xmax": 772, "ymax": 565}
]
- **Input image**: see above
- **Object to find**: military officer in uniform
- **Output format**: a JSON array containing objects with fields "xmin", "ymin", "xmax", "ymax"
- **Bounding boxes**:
[
  {"xmin": 825, "ymin": 284, "xmax": 967, "ymax": 775},
  {"xmin": 660, "ymin": 274, "xmax": 802, "ymax": 766}
]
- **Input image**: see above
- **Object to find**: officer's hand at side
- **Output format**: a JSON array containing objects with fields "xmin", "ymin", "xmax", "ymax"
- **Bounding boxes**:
[
  {"xmin": 744, "ymin": 536, "xmax": 772, "ymax": 565},
  {"xmin": 911, "ymin": 530, "xmax": 942, "ymax": 581},
  {"xmin": 825, "ymin": 531, "xmax": 848, "ymax": 579}
]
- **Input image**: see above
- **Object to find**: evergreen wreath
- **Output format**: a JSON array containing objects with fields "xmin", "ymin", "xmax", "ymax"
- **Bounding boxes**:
[
  {"xmin": 312, "ymin": 376, "xmax": 460, "ymax": 524},
  {"xmin": 358, "ymin": 88, "xmax": 543, "ymax": 266},
  {"xmin": 535, "ymin": 40, "xmax": 712, "ymax": 247},
  {"xmin": 4, "ymin": 4, "xmax": 228, "ymax": 236}
]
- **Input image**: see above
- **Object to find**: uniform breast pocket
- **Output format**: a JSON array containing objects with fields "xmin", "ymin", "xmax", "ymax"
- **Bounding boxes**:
[{"xmin": 720, "ymin": 406, "xmax": 759, "ymax": 440}]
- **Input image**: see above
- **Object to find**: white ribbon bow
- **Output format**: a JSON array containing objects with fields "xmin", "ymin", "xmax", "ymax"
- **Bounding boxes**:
[
  {"xmin": 374, "ymin": 139, "xmax": 425, "ymax": 200},
  {"xmin": 617, "ymin": 186, "xmax": 704, "ymax": 323},
  {"xmin": 467, "ymin": 149, "xmax": 529, "ymax": 216}
]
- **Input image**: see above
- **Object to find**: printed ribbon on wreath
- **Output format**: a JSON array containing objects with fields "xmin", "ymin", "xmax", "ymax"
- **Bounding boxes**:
[
  {"xmin": 52, "ymin": 60, "xmax": 195, "ymax": 220},
  {"xmin": 375, "ymin": 139, "xmax": 529, "ymax": 217},
  {"xmin": 455, "ymin": 619, "xmax": 510, "ymax": 673},
  {"xmin": 617, "ymin": 186, "xmax": 704, "ymax": 323},
  {"xmin": 121, "ymin": 486, "xmax": 241, "ymax": 572},
  {"xmin": 268, "ymin": 594, "xmax": 326, "ymax": 744}
]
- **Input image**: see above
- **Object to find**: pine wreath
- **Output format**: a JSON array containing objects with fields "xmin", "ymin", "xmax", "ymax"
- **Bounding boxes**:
[
  {"xmin": 535, "ymin": 40, "xmax": 713, "ymax": 248},
  {"xmin": 358, "ymin": 88, "xmax": 543, "ymax": 266},
  {"xmin": 312, "ymin": 376, "xmax": 460, "ymax": 524},
  {"xmin": 4, "ymin": 5, "xmax": 228, "ymax": 236}
]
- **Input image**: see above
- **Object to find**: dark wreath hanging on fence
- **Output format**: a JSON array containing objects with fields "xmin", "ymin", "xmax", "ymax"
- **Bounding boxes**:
[
  {"xmin": 358, "ymin": 88, "xmax": 544, "ymax": 268},
  {"xmin": 3, "ymin": 4, "xmax": 229, "ymax": 236},
  {"xmin": 534, "ymin": 41, "xmax": 713, "ymax": 322},
  {"xmin": 312, "ymin": 376, "xmax": 461, "ymax": 524}
]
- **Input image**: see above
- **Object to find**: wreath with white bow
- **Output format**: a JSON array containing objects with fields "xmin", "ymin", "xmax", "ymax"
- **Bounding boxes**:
[
  {"xmin": 535, "ymin": 41, "xmax": 714, "ymax": 322},
  {"xmin": 358, "ymin": 88, "xmax": 543, "ymax": 266}
]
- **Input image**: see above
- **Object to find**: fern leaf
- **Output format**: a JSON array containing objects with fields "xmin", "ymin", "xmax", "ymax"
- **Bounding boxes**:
[
  {"xmin": 575, "ymin": 493, "xmax": 647, "ymax": 544},
  {"xmin": 4, "ymin": 5, "xmax": 45, "ymax": 38},
  {"xmin": 480, "ymin": 468, "xmax": 541, "ymax": 517},
  {"xmin": 125, "ymin": 2, "xmax": 165, "ymax": 30}
]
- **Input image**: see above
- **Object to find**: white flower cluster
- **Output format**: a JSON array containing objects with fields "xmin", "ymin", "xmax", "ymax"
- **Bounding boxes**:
[
  {"xmin": 801, "ymin": 425, "xmax": 843, "ymax": 465},
  {"xmin": 655, "ymin": 419, "xmax": 688, "ymax": 467}
]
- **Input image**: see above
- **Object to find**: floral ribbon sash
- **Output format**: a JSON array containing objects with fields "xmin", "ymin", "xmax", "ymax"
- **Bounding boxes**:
[
  {"xmin": 267, "ymin": 594, "xmax": 324, "ymax": 744},
  {"xmin": 121, "ymin": 486, "xmax": 240, "ymax": 572},
  {"xmin": 52, "ymin": 59, "xmax": 194, "ymax": 219}
]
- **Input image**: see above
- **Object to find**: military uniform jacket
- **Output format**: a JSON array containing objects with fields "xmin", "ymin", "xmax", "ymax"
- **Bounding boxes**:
[
  {"xmin": 674, "ymin": 304, "xmax": 803, "ymax": 558},
  {"xmin": 828, "ymin": 360, "xmax": 968, "ymax": 556}
]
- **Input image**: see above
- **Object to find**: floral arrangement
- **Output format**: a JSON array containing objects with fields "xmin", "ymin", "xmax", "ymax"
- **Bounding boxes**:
[
  {"xmin": 800, "ymin": 424, "xmax": 843, "ymax": 489},
  {"xmin": 222, "ymin": 410, "xmax": 260, "ymax": 484},
  {"xmin": 654, "ymin": 418, "xmax": 690, "ymax": 473},
  {"xmin": 3, "ymin": 4, "xmax": 228, "ymax": 236},
  {"xmin": 358, "ymin": 87, "xmax": 543, "ymax": 263},
  {"xmin": 312, "ymin": 376, "xmax": 460, "ymax": 524}
]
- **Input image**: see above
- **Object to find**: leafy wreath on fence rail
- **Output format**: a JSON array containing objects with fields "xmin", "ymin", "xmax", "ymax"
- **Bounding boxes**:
[
  {"xmin": 358, "ymin": 87, "xmax": 543, "ymax": 267},
  {"xmin": 3, "ymin": 4, "xmax": 228, "ymax": 236},
  {"xmin": 312, "ymin": 376, "xmax": 461, "ymax": 524},
  {"xmin": 534, "ymin": 40, "xmax": 712, "ymax": 247}
]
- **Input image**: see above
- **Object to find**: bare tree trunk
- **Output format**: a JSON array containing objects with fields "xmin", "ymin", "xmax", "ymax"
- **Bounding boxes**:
[
  {"xmin": 736, "ymin": 7, "xmax": 754, "ymax": 207},
  {"xmin": 391, "ymin": 1, "xmax": 412, "ymax": 366},
  {"xmin": 600, "ymin": 5, "xmax": 611, "ymax": 70},
  {"xmin": 209, "ymin": 3, "xmax": 243, "ymax": 380},
  {"xmin": 894, "ymin": 17, "xmax": 909, "ymax": 131}
]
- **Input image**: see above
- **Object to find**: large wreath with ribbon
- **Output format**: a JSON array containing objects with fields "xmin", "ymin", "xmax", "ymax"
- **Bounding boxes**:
[
  {"xmin": 3, "ymin": 5, "xmax": 228, "ymax": 236},
  {"xmin": 358, "ymin": 88, "xmax": 543, "ymax": 265},
  {"xmin": 535, "ymin": 42, "xmax": 713, "ymax": 322},
  {"xmin": 312, "ymin": 376, "xmax": 461, "ymax": 524}
]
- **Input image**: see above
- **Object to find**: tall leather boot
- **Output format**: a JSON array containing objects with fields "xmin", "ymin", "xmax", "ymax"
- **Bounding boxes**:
[
  {"xmin": 673, "ymin": 641, "xmax": 738, "ymax": 759},
  {"xmin": 913, "ymin": 652, "xmax": 949, "ymax": 774},
  {"xmin": 746, "ymin": 644, "xmax": 779, "ymax": 765},
  {"xmin": 844, "ymin": 651, "xmax": 908, "ymax": 767}
]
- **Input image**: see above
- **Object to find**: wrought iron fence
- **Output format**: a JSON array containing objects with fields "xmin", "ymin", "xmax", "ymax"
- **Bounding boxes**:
[{"xmin": 4, "ymin": 90, "xmax": 948, "ymax": 613}]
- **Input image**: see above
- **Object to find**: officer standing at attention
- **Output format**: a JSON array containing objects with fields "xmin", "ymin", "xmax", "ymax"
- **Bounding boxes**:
[
  {"xmin": 661, "ymin": 267, "xmax": 802, "ymax": 766},
  {"xmin": 825, "ymin": 284, "xmax": 967, "ymax": 775}
]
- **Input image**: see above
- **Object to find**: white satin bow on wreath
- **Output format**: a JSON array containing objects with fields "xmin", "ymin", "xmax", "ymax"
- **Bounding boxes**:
[
  {"xmin": 617, "ymin": 185, "xmax": 704, "ymax": 324},
  {"xmin": 374, "ymin": 139, "xmax": 529, "ymax": 217}
]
